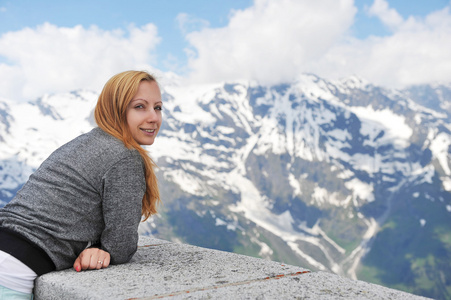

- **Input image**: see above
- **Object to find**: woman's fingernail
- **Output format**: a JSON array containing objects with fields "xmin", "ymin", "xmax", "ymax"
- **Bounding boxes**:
[{"xmin": 76, "ymin": 266, "xmax": 81, "ymax": 272}]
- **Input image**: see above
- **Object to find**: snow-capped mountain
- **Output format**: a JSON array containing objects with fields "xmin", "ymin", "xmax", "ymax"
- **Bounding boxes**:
[{"xmin": 1, "ymin": 74, "xmax": 450, "ymax": 299}]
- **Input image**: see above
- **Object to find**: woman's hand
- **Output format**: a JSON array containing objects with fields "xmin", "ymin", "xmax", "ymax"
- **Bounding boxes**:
[{"xmin": 73, "ymin": 248, "xmax": 111, "ymax": 272}]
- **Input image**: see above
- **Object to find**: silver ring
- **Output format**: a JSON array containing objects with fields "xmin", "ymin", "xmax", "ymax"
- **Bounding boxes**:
[{"xmin": 97, "ymin": 260, "xmax": 103, "ymax": 265}]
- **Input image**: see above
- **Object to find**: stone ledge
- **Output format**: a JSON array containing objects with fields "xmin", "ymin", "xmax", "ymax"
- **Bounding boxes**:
[{"xmin": 34, "ymin": 236, "xmax": 429, "ymax": 299}]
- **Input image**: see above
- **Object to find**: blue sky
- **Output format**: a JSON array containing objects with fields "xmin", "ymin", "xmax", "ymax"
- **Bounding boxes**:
[
  {"xmin": 1, "ymin": 0, "xmax": 448, "ymax": 71},
  {"xmin": 1, "ymin": 0, "xmax": 451, "ymax": 100}
]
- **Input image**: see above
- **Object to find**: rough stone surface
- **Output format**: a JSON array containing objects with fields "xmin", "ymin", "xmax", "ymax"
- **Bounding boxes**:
[{"xmin": 34, "ymin": 236, "xmax": 429, "ymax": 299}]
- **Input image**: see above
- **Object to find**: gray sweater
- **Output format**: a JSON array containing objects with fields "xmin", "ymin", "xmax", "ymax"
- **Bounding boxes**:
[{"xmin": 0, "ymin": 127, "xmax": 146, "ymax": 270}]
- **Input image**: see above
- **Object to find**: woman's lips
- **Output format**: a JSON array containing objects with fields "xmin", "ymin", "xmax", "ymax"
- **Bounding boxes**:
[{"xmin": 141, "ymin": 128, "xmax": 156, "ymax": 134}]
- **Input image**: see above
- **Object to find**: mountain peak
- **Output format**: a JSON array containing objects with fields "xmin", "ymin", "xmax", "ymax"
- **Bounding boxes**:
[{"xmin": 1, "ymin": 74, "xmax": 450, "ymax": 299}]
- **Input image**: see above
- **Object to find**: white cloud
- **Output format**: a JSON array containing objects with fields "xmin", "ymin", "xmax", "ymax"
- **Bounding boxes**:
[
  {"xmin": 184, "ymin": 0, "xmax": 451, "ymax": 88},
  {"xmin": 1, "ymin": 0, "xmax": 451, "ymax": 99},
  {"xmin": 0, "ymin": 23, "xmax": 161, "ymax": 101},
  {"xmin": 367, "ymin": 0, "xmax": 403, "ymax": 30},
  {"xmin": 318, "ymin": 2, "xmax": 451, "ymax": 87},
  {"xmin": 185, "ymin": 0, "xmax": 357, "ymax": 85}
]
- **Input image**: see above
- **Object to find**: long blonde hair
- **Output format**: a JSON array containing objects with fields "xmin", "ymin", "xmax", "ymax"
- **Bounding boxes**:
[{"xmin": 94, "ymin": 70, "xmax": 160, "ymax": 220}]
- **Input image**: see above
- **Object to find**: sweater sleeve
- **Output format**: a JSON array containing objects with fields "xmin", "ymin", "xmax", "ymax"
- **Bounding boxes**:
[{"xmin": 100, "ymin": 152, "xmax": 145, "ymax": 265}]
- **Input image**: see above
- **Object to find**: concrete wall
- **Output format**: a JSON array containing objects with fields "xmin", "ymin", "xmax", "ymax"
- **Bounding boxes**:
[{"xmin": 34, "ymin": 236, "xmax": 429, "ymax": 299}]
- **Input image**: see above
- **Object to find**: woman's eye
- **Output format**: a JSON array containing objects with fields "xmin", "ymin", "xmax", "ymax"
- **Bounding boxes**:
[
  {"xmin": 155, "ymin": 106, "xmax": 163, "ymax": 111},
  {"xmin": 135, "ymin": 104, "xmax": 144, "ymax": 109}
]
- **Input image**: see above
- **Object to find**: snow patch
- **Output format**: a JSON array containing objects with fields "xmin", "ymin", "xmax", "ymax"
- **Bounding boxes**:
[
  {"xmin": 430, "ymin": 132, "xmax": 451, "ymax": 175},
  {"xmin": 411, "ymin": 165, "xmax": 435, "ymax": 185},
  {"xmin": 337, "ymin": 169, "xmax": 354, "ymax": 179},
  {"xmin": 442, "ymin": 177, "xmax": 451, "ymax": 192},
  {"xmin": 250, "ymin": 237, "xmax": 274, "ymax": 257},
  {"xmin": 312, "ymin": 187, "xmax": 350, "ymax": 207},
  {"xmin": 164, "ymin": 169, "xmax": 207, "ymax": 196},
  {"xmin": 288, "ymin": 173, "xmax": 302, "ymax": 196},
  {"xmin": 345, "ymin": 178, "xmax": 375, "ymax": 205},
  {"xmin": 216, "ymin": 126, "xmax": 235, "ymax": 135},
  {"xmin": 349, "ymin": 106, "xmax": 412, "ymax": 148},
  {"xmin": 420, "ymin": 219, "xmax": 426, "ymax": 227}
]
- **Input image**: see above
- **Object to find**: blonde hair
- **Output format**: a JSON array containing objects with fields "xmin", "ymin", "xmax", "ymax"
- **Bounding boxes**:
[{"xmin": 94, "ymin": 70, "xmax": 160, "ymax": 220}]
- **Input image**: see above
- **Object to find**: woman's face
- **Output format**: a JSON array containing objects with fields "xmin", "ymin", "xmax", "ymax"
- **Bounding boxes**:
[{"xmin": 126, "ymin": 80, "xmax": 163, "ymax": 145}]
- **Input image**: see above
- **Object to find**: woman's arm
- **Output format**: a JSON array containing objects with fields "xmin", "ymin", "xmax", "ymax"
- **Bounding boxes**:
[
  {"xmin": 71, "ymin": 152, "xmax": 145, "ymax": 271},
  {"xmin": 99, "ymin": 153, "xmax": 146, "ymax": 264}
]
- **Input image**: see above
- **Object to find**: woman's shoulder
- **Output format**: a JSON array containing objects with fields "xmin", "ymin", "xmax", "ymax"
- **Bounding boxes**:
[
  {"xmin": 73, "ymin": 128, "xmax": 128, "ymax": 152},
  {"xmin": 49, "ymin": 127, "xmax": 141, "ymax": 167}
]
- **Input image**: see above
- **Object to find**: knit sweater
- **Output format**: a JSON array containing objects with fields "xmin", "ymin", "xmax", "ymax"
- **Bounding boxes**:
[{"xmin": 0, "ymin": 127, "xmax": 146, "ymax": 271}]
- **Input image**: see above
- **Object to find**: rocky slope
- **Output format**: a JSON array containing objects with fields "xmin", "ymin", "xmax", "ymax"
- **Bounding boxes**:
[{"xmin": 1, "ymin": 74, "xmax": 450, "ymax": 299}]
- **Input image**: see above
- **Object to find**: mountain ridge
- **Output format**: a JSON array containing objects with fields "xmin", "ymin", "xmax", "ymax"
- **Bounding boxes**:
[{"xmin": 1, "ymin": 74, "xmax": 450, "ymax": 299}]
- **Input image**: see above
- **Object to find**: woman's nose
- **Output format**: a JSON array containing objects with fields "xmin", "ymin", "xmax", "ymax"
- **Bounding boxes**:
[{"xmin": 146, "ymin": 108, "xmax": 159, "ymax": 122}]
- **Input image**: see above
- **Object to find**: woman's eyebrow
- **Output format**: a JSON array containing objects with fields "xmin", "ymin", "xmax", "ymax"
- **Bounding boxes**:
[{"xmin": 130, "ymin": 98, "xmax": 149, "ymax": 103}]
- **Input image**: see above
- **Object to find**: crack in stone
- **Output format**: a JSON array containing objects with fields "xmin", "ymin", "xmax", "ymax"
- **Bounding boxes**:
[{"xmin": 127, "ymin": 271, "xmax": 311, "ymax": 300}]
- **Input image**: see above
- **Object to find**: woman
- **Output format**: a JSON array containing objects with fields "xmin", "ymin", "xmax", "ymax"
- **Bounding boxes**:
[{"xmin": 0, "ymin": 70, "xmax": 162, "ymax": 299}]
